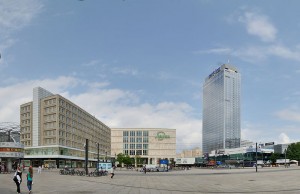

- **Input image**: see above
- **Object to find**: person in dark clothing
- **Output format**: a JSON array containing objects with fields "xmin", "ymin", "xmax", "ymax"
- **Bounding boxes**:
[{"xmin": 13, "ymin": 167, "xmax": 22, "ymax": 194}]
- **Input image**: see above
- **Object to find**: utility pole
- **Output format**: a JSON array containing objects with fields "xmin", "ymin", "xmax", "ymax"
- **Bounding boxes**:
[
  {"xmin": 105, "ymin": 151, "xmax": 107, "ymax": 163},
  {"xmin": 85, "ymin": 139, "xmax": 89, "ymax": 175},
  {"xmin": 97, "ymin": 143, "xmax": 100, "ymax": 171},
  {"xmin": 285, "ymin": 148, "xmax": 287, "ymax": 168},
  {"xmin": 256, "ymin": 142, "xmax": 258, "ymax": 172}
]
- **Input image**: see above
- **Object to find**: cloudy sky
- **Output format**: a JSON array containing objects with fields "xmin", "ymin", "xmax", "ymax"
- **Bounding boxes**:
[{"xmin": 1, "ymin": 0, "xmax": 300, "ymax": 152}]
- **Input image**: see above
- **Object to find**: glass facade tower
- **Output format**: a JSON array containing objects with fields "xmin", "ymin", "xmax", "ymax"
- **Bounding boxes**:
[{"xmin": 202, "ymin": 64, "xmax": 241, "ymax": 154}]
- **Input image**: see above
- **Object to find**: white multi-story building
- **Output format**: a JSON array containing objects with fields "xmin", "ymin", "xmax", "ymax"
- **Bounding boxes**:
[
  {"xmin": 202, "ymin": 64, "xmax": 241, "ymax": 154},
  {"xmin": 111, "ymin": 128, "xmax": 176, "ymax": 166}
]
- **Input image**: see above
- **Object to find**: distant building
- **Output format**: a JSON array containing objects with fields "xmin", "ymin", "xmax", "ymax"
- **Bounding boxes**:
[
  {"xmin": 202, "ymin": 64, "xmax": 241, "ymax": 154},
  {"xmin": 274, "ymin": 144, "xmax": 290, "ymax": 154},
  {"xmin": 241, "ymin": 140, "xmax": 254, "ymax": 148},
  {"xmin": 0, "ymin": 122, "xmax": 24, "ymax": 171},
  {"xmin": 176, "ymin": 147, "xmax": 202, "ymax": 158},
  {"xmin": 20, "ymin": 87, "xmax": 111, "ymax": 168},
  {"xmin": 111, "ymin": 128, "xmax": 176, "ymax": 166}
]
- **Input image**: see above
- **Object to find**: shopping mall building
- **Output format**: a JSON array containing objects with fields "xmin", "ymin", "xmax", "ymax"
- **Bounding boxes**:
[
  {"xmin": 20, "ymin": 87, "xmax": 111, "ymax": 168},
  {"xmin": 0, "ymin": 122, "xmax": 24, "ymax": 172},
  {"xmin": 111, "ymin": 128, "xmax": 176, "ymax": 166}
]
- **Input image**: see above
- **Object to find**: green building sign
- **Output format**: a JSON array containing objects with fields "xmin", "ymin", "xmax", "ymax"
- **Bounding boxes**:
[{"xmin": 155, "ymin": 132, "xmax": 170, "ymax": 141}]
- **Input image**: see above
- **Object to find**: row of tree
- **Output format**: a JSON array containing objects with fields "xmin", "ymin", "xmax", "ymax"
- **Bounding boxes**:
[
  {"xmin": 269, "ymin": 142, "xmax": 300, "ymax": 164},
  {"xmin": 115, "ymin": 153, "xmax": 145, "ymax": 167}
]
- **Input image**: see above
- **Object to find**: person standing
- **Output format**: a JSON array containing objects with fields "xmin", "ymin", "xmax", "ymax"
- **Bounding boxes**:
[
  {"xmin": 27, "ymin": 166, "xmax": 33, "ymax": 193},
  {"xmin": 38, "ymin": 166, "xmax": 42, "ymax": 174},
  {"xmin": 13, "ymin": 167, "xmax": 22, "ymax": 194},
  {"xmin": 110, "ymin": 166, "xmax": 115, "ymax": 179}
]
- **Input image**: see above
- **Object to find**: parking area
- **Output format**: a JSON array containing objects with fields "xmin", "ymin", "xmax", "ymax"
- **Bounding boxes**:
[{"xmin": 1, "ymin": 166, "xmax": 300, "ymax": 194}]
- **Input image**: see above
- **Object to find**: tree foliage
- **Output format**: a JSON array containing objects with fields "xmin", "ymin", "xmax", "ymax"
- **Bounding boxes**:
[
  {"xmin": 116, "ymin": 153, "xmax": 132, "ymax": 166},
  {"xmin": 286, "ymin": 142, "xmax": 300, "ymax": 162},
  {"xmin": 269, "ymin": 153, "xmax": 280, "ymax": 164}
]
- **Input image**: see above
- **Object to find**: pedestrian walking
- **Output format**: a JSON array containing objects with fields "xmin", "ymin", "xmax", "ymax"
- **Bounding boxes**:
[
  {"xmin": 143, "ymin": 165, "xmax": 146, "ymax": 174},
  {"xmin": 38, "ymin": 166, "xmax": 42, "ymax": 174},
  {"xmin": 13, "ymin": 166, "xmax": 22, "ymax": 194},
  {"xmin": 27, "ymin": 166, "xmax": 33, "ymax": 193},
  {"xmin": 110, "ymin": 166, "xmax": 115, "ymax": 178}
]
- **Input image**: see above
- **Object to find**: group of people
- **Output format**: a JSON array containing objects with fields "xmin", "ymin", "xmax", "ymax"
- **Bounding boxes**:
[
  {"xmin": 11, "ymin": 164, "xmax": 116, "ymax": 193},
  {"xmin": 13, "ymin": 165, "xmax": 34, "ymax": 194},
  {"xmin": 0, "ymin": 162, "xmax": 7, "ymax": 174}
]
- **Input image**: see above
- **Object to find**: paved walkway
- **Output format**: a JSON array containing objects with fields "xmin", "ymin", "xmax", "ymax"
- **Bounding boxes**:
[{"xmin": 1, "ymin": 166, "xmax": 300, "ymax": 194}]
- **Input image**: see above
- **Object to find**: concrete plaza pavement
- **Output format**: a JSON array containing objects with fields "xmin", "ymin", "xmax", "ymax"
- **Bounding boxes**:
[{"xmin": 1, "ymin": 166, "xmax": 300, "ymax": 194}]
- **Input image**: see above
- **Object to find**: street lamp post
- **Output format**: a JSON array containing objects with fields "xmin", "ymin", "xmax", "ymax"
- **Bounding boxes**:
[
  {"xmin": 85, "ymin": 139, "xmax": 89, "ymax": 175},
  {"xmin": 256, "ymin": 142, "xmax": 258, "ymax": 172},
  {"xmin": 105, "ymin": 151, "xmax": 107, "ymax": 163},
  {"xmin": 97, "ymin": 143, "xmax": 99, "ymax": 170},
  {"xmin": 284, "ymin": 148, "xmax": 287, "ymax": 168}
]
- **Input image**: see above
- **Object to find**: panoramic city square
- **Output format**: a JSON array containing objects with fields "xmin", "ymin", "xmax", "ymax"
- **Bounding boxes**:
[
  {"xmin": 1, "ymin": 1, "xmax": 300, "ymax": 194},
  {"xmin": 1, "ymin": 166, "xmax": 300, "ymax": 194}
]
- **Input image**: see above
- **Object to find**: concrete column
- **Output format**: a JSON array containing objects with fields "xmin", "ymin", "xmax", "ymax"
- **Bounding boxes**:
[{"xmin": 7, "ymin": 158, "xmax": 12, "ymax": 172}]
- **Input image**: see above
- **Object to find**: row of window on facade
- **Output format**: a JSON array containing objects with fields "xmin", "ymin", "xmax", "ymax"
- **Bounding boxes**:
[
  {"xmin": 58, "ymin": 114, "xmax": 110, "ymax": 134},
  {"xmin": 44, "ymin": 98, "xmax": 56, "ymax": 106},
  {"xmin": 124, "ymin": 150, "xmax": 148, "ymax": 156},
  {"xmin": 22, "ymin": 140, "xmax": 31, "ymax": 146},
  {"xmin": 21, "ymin": 105, "xmax": 31, "ymax": 112},
  {"xmin": 123, "ymin": 131, "xmax": 148, "ymax": 137},
  {"xmin": 59, "ymin": 99, "xmax": 102, "ymax": 126},
  {"xmin": 21, "ymin": 119, "xmax": 31, "ymax": 125},
  {"xmin": 123, "ymin": 136, "xmax": 148, "ymax": 143},
  {"xmin": 21, "ymin": 127, "xmax": 31, "ymax": 133},
  {"xmin": 21, "ymin": 112, "xmax": 31, "ymax": 118},
  {"xmin": 124, "ymin": 144, "xmax": 148, "ymax": 149},
  {"xmin": 22, "ymin": 133, "xmax": 31, "ymax": 139},
  {"xmin": 45, "ymin": 121, "xmax": 110, "ymax": 139}
]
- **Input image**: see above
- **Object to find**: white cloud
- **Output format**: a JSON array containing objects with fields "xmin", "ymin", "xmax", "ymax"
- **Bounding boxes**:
[
  {"xmin": 0, "ymin": 0, "xmax": 43, "ymax": 64},
  {"xmin": 275, "ymin": 109, "xmax": 300, "ymax": 122},
  {"xmin": 0, "ymin": 76, "xmax": 202, "ymax": 151},
  {"xmin": 197, "ymin": 44, "xmax": 300, "ymax": 63},
  {"xmin": 0, "ymin": 76, "xmax": 80, "ymax": 122},
  {"xmin": 278, "ymin": 133, "xmax": 291, "ymax": 144},
  {"xmin": 0, "ymin": 0, "xmax": 43, "ymax": 33},
  {"xmin": 194, "ymin": 48, "xmax": 232, "ymax": 55},
  {"xmin": 81, "ymin": 60, "xmax": 102, "ymax": 67},
  {"xmin": 111, "ymin": 67, "xmax": 138, "ymax": 76},
  {"xmin": 239, "ymin": 11, "xmax": 277, "ymax": 42}
]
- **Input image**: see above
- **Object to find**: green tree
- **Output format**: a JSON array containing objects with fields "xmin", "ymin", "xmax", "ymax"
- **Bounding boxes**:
[
  {"xmin": 116, "ymin": 153, "xmax": 125, "ymax": 164},
  {"xmin": 116, "ymin": 153, "xmax": 133, "ymax": 167},
  {"xmin": 123, "ymin": 155, "xmax": 132, "ymax": 166},
  {"xmin": 269, "ymin": 153, "xmax": 280, "ymax": 164},
  {"xmin": 286, "ymin": 142, "xmax": 300, "ymax": 162}
]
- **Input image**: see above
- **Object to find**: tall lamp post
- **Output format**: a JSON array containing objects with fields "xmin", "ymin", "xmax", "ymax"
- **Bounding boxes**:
[
  {"xmin": 97, "ymin": 143, "xmax": 100, "ymax": 170},
  {"xmin": 284, "ymin": 148, "xmax": 287, "ymax": 168},
  {"xmin": 85, "ymin": 139, "xmax": 89, "ymax": 175},
  {"xmin": 105, "ymin": 151, "xmax": 107, "ymax": 163},
  {"xmin": 255, "ymin": 142, "xmax": 258, "ymax": 172}
]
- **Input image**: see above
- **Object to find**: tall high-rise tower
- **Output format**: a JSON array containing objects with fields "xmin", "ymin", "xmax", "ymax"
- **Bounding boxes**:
[{"xmin": 202, "ymin": 64, "xmax": 241, "ymax": 154}]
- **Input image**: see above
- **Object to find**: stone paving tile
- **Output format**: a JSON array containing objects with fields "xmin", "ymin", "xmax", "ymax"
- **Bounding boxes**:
[{"xmin": 1, "ymin": 167, "xmax": 300, "ymax": 194}]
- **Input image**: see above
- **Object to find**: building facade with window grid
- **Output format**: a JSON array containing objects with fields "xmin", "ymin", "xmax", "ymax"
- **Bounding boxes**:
[
  {"xmin": 111, "ymin": 128, "xmax": 176, "ymax": 166},
  {"xmin": 20, "ymin": 87, "xmax": 111, "ymax": 168},
  {"xmin": 202, "ymin": 64, "xmax": 241, "ymax": 154}
]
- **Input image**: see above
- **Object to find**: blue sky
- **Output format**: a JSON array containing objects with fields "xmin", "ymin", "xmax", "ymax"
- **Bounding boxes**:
[{"xmin": 1, "ymin": 0, "xmax": 300, "ymax": 151}]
